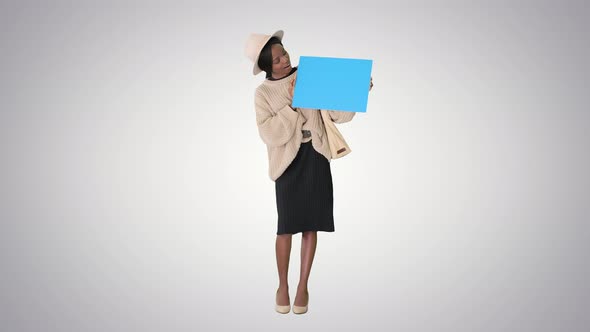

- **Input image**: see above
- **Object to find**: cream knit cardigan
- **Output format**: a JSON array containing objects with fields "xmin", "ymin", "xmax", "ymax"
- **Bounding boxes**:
[{"xmin": 254, "ymin": 69, "xmax": 355, "ymax": 181}]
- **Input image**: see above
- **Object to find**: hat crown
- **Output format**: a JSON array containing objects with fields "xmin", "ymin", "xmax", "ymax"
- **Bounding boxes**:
[{"xmin": 244, "ymin": 30, "xmax": 284, "ymax": 75}]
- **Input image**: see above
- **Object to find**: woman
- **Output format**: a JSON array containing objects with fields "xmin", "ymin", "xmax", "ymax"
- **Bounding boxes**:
[{"xmin": 244, "ymin": 30, "xmax": 372, "ymax": 315}]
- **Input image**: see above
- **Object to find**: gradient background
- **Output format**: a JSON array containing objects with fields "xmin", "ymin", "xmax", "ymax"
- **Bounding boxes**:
[{"xmin": 1, "ymin": 1, "xmax": 589, "ymax": 331}]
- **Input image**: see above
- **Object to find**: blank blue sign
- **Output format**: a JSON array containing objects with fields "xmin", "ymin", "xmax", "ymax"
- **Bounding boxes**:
[{"xmin": 292, "ymin": 56, "xmax": 373, "ymax": 113}]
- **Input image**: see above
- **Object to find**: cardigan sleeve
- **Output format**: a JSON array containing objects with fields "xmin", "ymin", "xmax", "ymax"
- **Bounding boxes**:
[
  {"xmin": 255, "ymin": 90, "xmax": 300, "ymax": 147},
  {"xmin": 326, "ymin": 110, "xmax": 356, "ymax": 124}
]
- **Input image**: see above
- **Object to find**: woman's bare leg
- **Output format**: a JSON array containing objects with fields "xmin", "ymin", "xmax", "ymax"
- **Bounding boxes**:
[
  {"xmin": 295, "ymin": 231, "xmax": 317, "ymax": 306},
  {"xmin": 276, "ymin": 234, "xmax": 292, "ymax": 305}
]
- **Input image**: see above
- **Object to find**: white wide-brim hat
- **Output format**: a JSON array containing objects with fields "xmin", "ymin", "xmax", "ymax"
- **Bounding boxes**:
[{"xmin": 244, "ymin": 29, "xmax": 284, "ymax": 75}]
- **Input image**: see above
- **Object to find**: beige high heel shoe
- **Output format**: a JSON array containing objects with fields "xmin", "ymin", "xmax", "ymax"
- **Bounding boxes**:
[
  {"xmin": 292, "ymin": 304, "xmax": 308, "ymax": 314},
  {"xmin": 292, "ymin": 290, "xmax": 308, "ymax": 314},
  {"xmin": 275, "ymin": 289, "xmax": 290, "ymax": 314}
]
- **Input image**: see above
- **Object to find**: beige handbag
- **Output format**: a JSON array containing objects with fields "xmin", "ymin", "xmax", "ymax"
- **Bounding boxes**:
[{"xmin": 320, "ymin": 110, "xmax": 351, "ymax": 159}]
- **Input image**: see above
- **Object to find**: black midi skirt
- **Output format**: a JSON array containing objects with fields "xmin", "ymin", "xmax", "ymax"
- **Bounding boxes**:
[{"xmin": 275, "ymin": 140, "xmax": 335, "ymax": 235}]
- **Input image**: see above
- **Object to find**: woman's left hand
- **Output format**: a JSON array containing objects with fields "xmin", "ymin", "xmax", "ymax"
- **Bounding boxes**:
[{"xmin": 289, "ymin": 78, "xmax": 296, "ymax": 99}]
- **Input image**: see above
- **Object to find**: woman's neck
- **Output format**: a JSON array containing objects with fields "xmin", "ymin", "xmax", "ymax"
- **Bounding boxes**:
[{"xmin": 268, "ymin": 66, "xmax": 297, "ymax": 81}]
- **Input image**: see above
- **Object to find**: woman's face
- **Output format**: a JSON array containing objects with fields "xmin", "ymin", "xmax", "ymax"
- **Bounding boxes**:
[{"xmin": 270, "ymin": 44, "xmax": 291, "ymax": 78}]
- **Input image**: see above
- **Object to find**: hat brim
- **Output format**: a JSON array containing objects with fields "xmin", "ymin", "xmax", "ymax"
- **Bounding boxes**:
[{"xmin": 253, "ymin": 30, "xmax": 284, "ymax": 75}]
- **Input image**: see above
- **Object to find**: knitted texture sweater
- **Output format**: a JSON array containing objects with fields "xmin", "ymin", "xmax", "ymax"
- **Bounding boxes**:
[{"xmin": 254, "ymin": 67, "xmax": 356, "ymax": 181}]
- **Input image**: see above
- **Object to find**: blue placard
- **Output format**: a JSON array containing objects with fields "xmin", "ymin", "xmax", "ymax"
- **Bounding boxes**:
[{"xmin": 292, "ymin": 56, "xmax": 372, "ymax": 113}]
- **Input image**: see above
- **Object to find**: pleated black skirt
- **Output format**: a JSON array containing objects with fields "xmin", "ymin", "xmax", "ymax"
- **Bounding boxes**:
[{"xmin": 275, "ymin": 140, "xmax": 334, "ymax": 235}]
